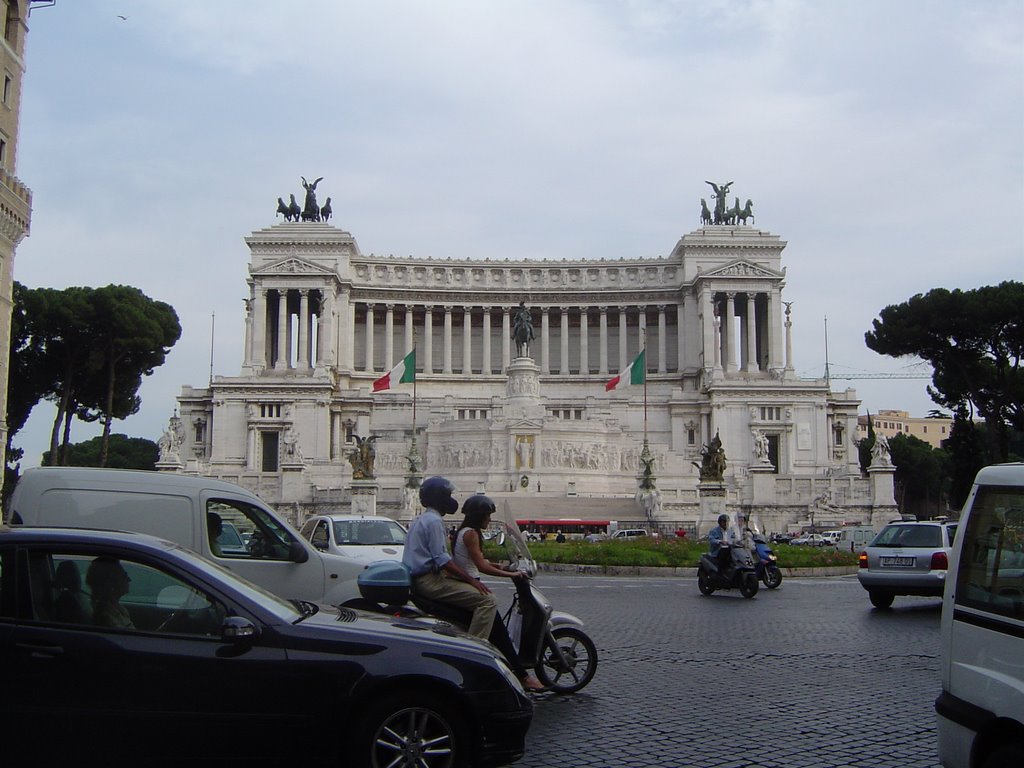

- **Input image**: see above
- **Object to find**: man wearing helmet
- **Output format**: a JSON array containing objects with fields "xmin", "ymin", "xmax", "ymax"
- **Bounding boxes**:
[
  {"xmin": 708, "ymin": 513, "xmax": 736, "ymax": 573},
  {"xmin": 402, "ymin": 476, "xmax": 496, "ymax": 639}
]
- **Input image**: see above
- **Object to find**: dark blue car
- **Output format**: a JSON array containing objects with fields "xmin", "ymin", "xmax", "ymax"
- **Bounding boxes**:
[{"xmin": 0, "ymin": 526, "xmax": 532, "ymax": 766}]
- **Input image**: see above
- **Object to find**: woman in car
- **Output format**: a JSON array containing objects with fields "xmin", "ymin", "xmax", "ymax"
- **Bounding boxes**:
[{"xmin": 86, "ymin": 556, "xmax": 134, "ymax": 629}]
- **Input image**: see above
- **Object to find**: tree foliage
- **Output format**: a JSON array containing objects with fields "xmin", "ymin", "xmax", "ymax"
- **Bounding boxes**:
[
  {"xmin": 6, "ymin": 282, "xmax": 180, "ymax": 468},
  {"xmin": 888, "ymin": 433, "xmax": 950, "ymax": 519},
  {"xmin": 41, "ymin": 434, "xmax": 159, "ymax": 470},
  {"xmin": 865, "ymin": 281, "xmax": 1023, "ymax": 464}
]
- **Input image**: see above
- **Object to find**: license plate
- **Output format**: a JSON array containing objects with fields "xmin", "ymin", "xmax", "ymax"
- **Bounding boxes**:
[{"xmin": 880, "ymin": 556, "xmax": 915, "ymax": 567}]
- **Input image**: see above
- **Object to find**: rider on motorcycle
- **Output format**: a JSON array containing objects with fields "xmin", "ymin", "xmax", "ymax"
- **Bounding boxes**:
[
  {"xmin": 708, "ymin": 513, "xmax": 736, "ymax": 573},
  {"xmin": 402, "ymin": 476, "xmax": 496, "ymax": 640}
]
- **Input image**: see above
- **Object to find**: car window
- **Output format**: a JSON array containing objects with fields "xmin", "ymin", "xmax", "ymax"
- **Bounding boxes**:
[
  {"xmin": 207, "ymin": 499, "xmax": 297, "ymax": 561},
  {"xmin": 0, "ymin": 548, "xmax": 12, "ymax": 619},
  {"xmin": 27, "ymin": 549, "xmax": 228, "ymax": 637},
  {"xmin": 954, "ymin": 487, "xmax": 1024, "ymax": 620},
  {"xmin": 872, "ymin": 524, "xmax": 941, "ymax": 548},
  {"xmin": 332, "ymin": 519, "xmax": 407, "ymax": 546},
  {"xmin": 311, "ymin": 520, "xmax": 330, "ymax": 550}
]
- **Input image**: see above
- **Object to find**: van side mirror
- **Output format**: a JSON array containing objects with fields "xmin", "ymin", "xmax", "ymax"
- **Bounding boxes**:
[{"xmin": 288, "ymin": 540, "xmax": 310, "ymax": 563}]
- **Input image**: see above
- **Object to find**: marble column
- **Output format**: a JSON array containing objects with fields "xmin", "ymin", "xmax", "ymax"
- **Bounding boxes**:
[
  {"xmin": 424, "ymin": 306, "xmax": 434, "ymax": 374},
  {"xmin": 243, "ymin": 292, "xmax": 254, "ymax": 368},
  {"xmin": 579, "ymin": 308, "xmax": 589, "ymax": 375},
  {"xmin": 462, "ymin": 307, "xmax": 472, "ymax": 374},
  {"xmin": 443, "ymin": 306, "xmax": 453, "ymax": 374},
  {"xmin": 618, "ymin": 307, "xmax": 628, "ymax": 371},
  {"xmin": 298, "ymin": 290, "xmax": 310, "ymax": 368},
  {"xmin": 385, "ymin": 304, "xmax": 395, "ymax": 371},
  {"xmin": 540, "ymin": 308, "xmax": 550, "ymax": 374},
  {"xmin": 598, "ymin": 306, "xmax": 609, "ymax": 375},
  {"xmin": 770, "ymin": 291, "xmax": 784, "ymax": 371},
  {"xmin": 724, "ymin": 292, "xmax": 736, "ymax": 373},
  {"xmin": 502, "ymin": 306, "xmax": 511, "ymax": 367},
  {"xmin": 343, "ymin": 291, "xmax": 355, "ymax": 371},
  {"xmin": 276, "ymin": 290, "xmax": 290, "ymax": 370},
  {"xmin": 364, "ymin": 303, "xmax": 375, "ymax": 373},
  {"xmin": 677, "ymin": 298, "xmax": 686, "ymax": 374},
  {"xmin": 657, "ymin": 305, "xmax": 667, "ymax": 373},
  {"xmin": 746, "ymin": 293, "xmax": 758, "ymax": 371},
  {"xmin": 482, "ymin": 309, "xmax": 492, "ymax": 374},
  {"xmin": 318, "ymin": 289, "xmax": 333, "ymax": 367},
  {"xmin": 637, "ymin": 307, "xmax": 646, "ymax": 357},
  {"xmin": 404, "ymin": 305, "xmax": 414, "ymax": 359},
  {"xmin": 252, "ymin": 288, "xmax": 267, "ymax": 368},
  {"xmin": 560, "ymin": 307, "xmax": 570, "ymax": 375}
]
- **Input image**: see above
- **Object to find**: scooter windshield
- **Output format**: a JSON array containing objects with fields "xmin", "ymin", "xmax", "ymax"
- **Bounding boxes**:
[{"xmin": 498, "ymin": 501, "xmax": 535, "ymax": 570}]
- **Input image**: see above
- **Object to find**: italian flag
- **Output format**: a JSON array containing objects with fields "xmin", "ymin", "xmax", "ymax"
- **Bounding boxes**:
[
  {"xmin": 373, "ymin": 350, "xmax": 416, "ymax": 392},
  {"xmin": 605, "ymin": 349, "xmax": 645, "ymax": 391}
]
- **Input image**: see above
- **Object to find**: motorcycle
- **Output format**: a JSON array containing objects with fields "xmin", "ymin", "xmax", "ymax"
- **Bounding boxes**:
[
  {"xmin": 752, "ymin": 533, "xmax": 783, "ymax": 589},
  {"xmin": 345, "ymin": 502, "xmax": 598, "ymax": 694},
  {"xmin": 697, "ymin": 541, "xmax": 760, "ymax": 598}
]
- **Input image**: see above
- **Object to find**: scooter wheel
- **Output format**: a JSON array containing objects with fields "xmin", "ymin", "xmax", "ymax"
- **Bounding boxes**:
[
  {"xmin": 698, "ymin": 569, "xmax": 715, "ymax": 596},
  {"xmin": 764, "ymin": 565, "xmax": 783, "ymax": 589},
  {"xmin": 740, "ymin": 573, "xmax": 759, "ymax": 598},
  {"xmin": 536, "ymin": 627, "xmax": 598, "ymax": 694}
]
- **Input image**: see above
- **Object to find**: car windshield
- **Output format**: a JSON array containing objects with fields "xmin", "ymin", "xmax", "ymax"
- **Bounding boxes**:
[
  {"xmin": 332, "ymin": 519, "xmax": 406, "ymax": 546},
  {"xmin": 872, "ymin": 524, "xmax": 942, "ymax": 548}
]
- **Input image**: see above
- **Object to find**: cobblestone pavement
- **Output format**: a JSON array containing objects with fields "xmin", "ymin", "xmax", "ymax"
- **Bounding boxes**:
[{"xmin": 499, "ymin": 572, "xmax": 943, "ymax": 768}]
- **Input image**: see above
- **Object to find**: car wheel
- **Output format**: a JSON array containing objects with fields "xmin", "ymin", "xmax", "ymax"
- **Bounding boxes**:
[
  {"xmin": 740, "ymin": 573, "xmax": 759, "ymax": 599},
  {"xmin": 536, "ymin": 627, "xmax": 598, "ymax": 694},
  {"xmin": 868, "ymin": 590, "xmax": 895, "ymax": 609},
  {"xmin": 354, "ymin": 691, "xmax": 466, "ymax": 768},
  {"xmin": 698, "ymin": 569, "xmax": 714, "ymax": 595}
]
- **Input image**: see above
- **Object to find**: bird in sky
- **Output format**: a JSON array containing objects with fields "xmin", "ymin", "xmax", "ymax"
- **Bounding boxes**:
[{"xmin": 117, "ymin": 15, "xmax": 128, "ymax": 21}]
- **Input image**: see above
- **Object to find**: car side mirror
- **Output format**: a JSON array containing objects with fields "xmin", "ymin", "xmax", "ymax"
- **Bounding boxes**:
[
  {"xmin": 289, "ymin": 540, "xmax": 310, "ymax": 563},
  {"xmin": 222, "ymin": 616, "xmax": 258, "ymax": 642}
]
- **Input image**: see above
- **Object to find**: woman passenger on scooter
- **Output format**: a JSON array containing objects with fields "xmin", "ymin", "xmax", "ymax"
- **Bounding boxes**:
[{"xmin": 455, "ymin": 494, "xmax": 545, "ymax": 692}]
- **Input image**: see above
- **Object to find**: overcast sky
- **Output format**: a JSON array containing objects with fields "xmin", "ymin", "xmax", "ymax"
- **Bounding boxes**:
[{"xmin": 12, "ymin": 0, "xmax": 1023, "ymax": 467}]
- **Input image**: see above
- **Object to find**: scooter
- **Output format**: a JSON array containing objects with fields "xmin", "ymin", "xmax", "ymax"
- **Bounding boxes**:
[
  {"xmin": 345, "ymin": 502, "xmax": 598, "ymax": 694},
  {"xmin": 752, "ymin": 533, "xmax": 783, "ymax": 589},
  {"xmin": 697, "ymin": 541, "xmax": 760, "ymax": 598}
]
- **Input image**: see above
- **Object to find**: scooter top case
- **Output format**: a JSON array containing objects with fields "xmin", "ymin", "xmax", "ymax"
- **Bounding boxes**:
[{"xmin": 357, "ymin": 560, "xmax": 412, "ymax": 605}]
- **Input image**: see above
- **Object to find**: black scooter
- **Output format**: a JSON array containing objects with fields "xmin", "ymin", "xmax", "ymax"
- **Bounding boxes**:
[
  {"xmin": 344, "ymin": 503, "xmax": 598, "ymax": 694},
  {"xmin": 698, "ymin": 542, "xmax": 760, "ymax": 598}
]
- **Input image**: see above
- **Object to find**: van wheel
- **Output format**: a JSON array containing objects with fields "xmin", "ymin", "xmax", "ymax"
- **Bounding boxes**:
[
  {"xmin": 869, "ymin": 590, "xmax": 894, "ymax": 609},
  {"xmin": 983, "ymin": 741, "xmax": 1024, "ymax": 768}
]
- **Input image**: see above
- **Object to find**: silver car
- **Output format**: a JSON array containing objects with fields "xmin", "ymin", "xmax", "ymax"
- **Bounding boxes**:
[
  {"xmin": 857, "ymin": 520, "xmax": 958, "ymax": 608},
  {"xmin": 299, "ymin": 514, "xmax": 407, "ymax": 564}
]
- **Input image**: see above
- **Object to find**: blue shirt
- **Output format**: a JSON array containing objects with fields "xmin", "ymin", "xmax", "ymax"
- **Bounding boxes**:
[
  {"xmin": 708, "ymin": 525, "xmax": 727, "ymax": 556},
  {"xmin": 402, "ymin": 508, "xmax": 452, "ymax": 577}
]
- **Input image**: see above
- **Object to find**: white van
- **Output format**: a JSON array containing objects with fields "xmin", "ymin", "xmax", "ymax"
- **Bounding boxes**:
[
  {"xmin": 836, "ymin": 526, "xmax": 876, "ymax": 554},
  {"xmin": 936, "ymin": 463, "xmax": 1024, "ymax": 767},
  {"xmin": 6, "ymin": 467, "xmax": 370, "ymax": 605},
  {"xmin": 609, "ymin": 529, "xmax": 647, "ymax": 540}
]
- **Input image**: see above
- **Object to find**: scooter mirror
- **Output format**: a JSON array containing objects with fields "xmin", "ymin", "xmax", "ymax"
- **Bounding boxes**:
[{"xmin": 496, "ymin": 531, "xmax": 506, "ymax": 547}]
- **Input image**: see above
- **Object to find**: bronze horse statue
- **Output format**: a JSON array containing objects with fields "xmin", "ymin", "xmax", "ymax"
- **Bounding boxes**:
[
  {"xmin": 288, "ymin": 194, "xmax": 301, "ymax": 222},
  {"xmin": 511, "ymin": 302, "xmax": 535, "ymax": 357},
  {"xmin": 319, "ymin": 197, "xmax": 332, "ymax": 222},
  {"xmin": 700, "ymin": 198, "xmax": 713, "ymax": 226},
  {"xmin": 736, "ymin": 199, "xmax": 754, "ymax": 225}
]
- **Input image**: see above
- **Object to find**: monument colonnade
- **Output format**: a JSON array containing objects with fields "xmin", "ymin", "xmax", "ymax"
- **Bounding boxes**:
[{"xmin": 242, "ymin": 286, "xmax": 787, "ymax": 378}]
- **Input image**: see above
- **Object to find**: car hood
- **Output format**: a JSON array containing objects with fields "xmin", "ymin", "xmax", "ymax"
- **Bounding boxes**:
[
  {"xmin": 293, "ymin": 602, "xmax": 497, "ymax": 657},
  {"xmin": 332, "ymin": 544, "xmax": 404, "ymax": 563}
]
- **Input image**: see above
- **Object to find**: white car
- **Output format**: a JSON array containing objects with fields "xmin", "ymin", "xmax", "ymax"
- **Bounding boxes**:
[{"xmin": 299, "ymin": 514, "xmax": 407, "ymax": 564}]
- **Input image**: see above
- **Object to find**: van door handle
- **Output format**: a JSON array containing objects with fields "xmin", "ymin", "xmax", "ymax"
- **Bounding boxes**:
[{"xmin": 16, "ymin": 642, "xmax": 64, "ymax": 658}]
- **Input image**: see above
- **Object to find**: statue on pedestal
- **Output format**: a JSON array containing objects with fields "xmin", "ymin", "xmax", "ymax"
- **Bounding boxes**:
[
  {"xmin": 512, "ymin": 301, "xmax": 535, "ymax": 358},
  {"xmin": 694, "ymin": 433, "xmax": 727, "ymax": 481}
]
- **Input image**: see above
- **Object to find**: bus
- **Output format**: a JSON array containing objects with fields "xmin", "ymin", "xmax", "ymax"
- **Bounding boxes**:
[{"xmin": 515, "ymin": 519, "xmax": 610, "ymax": 541}]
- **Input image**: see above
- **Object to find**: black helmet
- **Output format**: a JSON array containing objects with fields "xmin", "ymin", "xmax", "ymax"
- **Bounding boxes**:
[
  {"xmin": 718, "ymin": 514, "xmax": 729, "ymax": 526},
  {"xmin": 420, "ymin": 476, "xmax": 457, "ymax": 514},
  {"xmin": 461, "ymin": 494, "xmax": 497, "ymax": 529}
]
